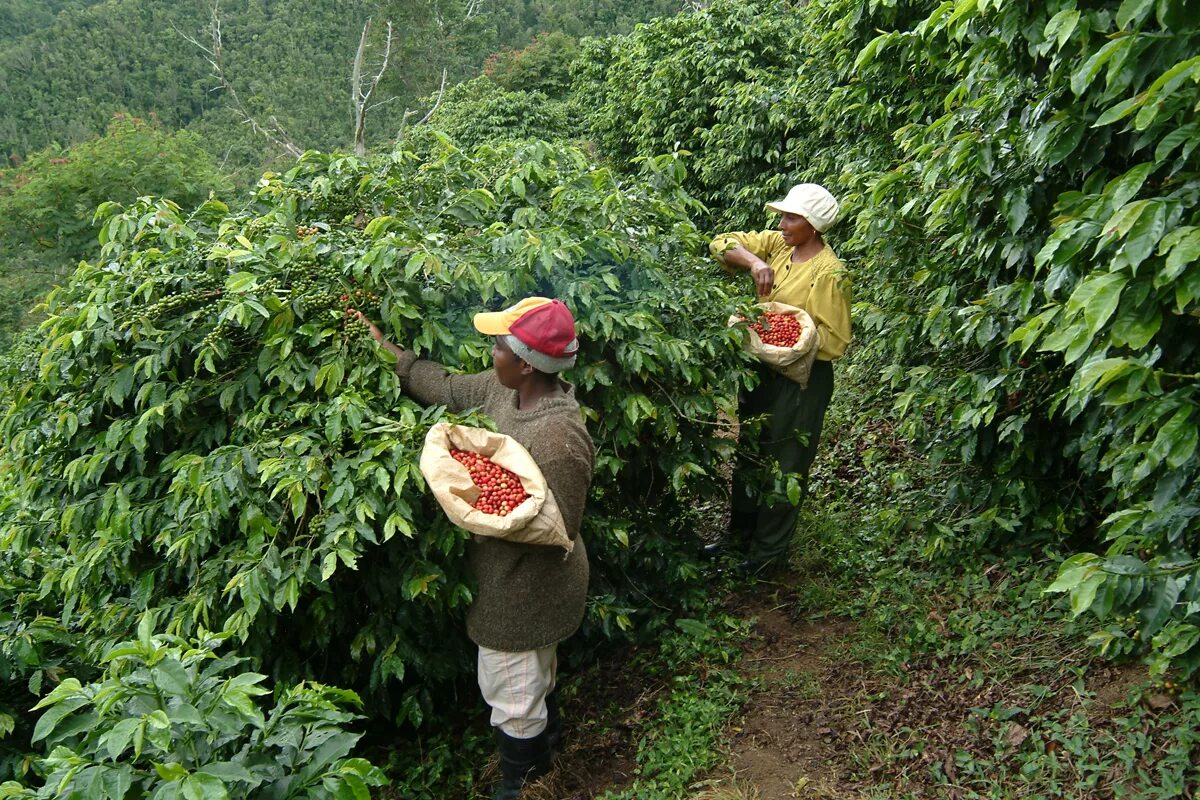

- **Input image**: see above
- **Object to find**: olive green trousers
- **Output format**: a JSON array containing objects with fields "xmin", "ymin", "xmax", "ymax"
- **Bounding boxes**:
[{"xmin": 730, "ymin": 360, "xmax": 834, "ymax": 565}]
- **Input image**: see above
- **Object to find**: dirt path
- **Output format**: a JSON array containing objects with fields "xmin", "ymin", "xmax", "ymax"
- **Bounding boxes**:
[
  {"xmin": 516, "ymin": 576, "xmax": 862, "ymax": 800},
  {"xmin": 713, "ymin": 579, "xmax": 860, "ymax": 800}
]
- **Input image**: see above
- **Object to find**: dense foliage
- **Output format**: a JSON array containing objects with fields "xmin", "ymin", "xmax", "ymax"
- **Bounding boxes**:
[
  {"xmin": 1, "ymin": 629, "xmax": 384, "ymax": 799},
  {"xmin": 0, "ymin": 115, "xmax": 229, "ymax": 348},
  {"xmin": 484, "ymin": 30, "xmax": 579, "ymax": 97},
  {"xmin": 2, "ymin": 0, "xmax": 1198, "ymax": 791},
  {"xmin": 408, "ymin": 77, "xmax": 574, "ymax": 154},
  {"xmin": 0, "ymin": 0, "xmax": 687, "ymax": 166},
  {"xmin": 0, "ymin": 137, "xmax": 755, "ymax": 777},
  {"xmin": 0, "ymin": 1, "xmax": 99, "ymax": 42},
  {"xmin": 0, "ymin": 114, "xmax": 229, "ymax": 354},
  {"xmin": 572, "ymin": 0, "xmax": 1200, "ymax": 677},
  {"xmin": 846, "ymin": 0, "xmax": 1200, "ymax": 678}
]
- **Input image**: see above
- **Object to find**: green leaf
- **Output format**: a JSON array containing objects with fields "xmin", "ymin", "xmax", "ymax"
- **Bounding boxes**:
[
  {"xmin": 1152, "ymin": 407, "xmax": 1197, "ymax": 468},
  {"xmin": 31, "ymin": 696, "xmax": 89, "ymax": 742},
  {"xmin": 1134, "ymin": 56, "xmax": 1200, "ymax": 131},
  {"xmin": 1157, "ymin": 624, "xmax": 1200, "ymax": 659},
  {"xmin": 1116, "ymin": 0, "xmax": 1155, "ymax": 28},
  {"xmin": 224, "ymin": 272, "xmax": 258, "ymax": 293},
  {"xmin": 1070, "ymin": 272, "xmax": 1128, "ymax": 334},
  {"xmin": 1074, "ymin": 357, "xmax": 1136, "ymax": 394},
  {"xmin": 854, "ymin": 32, "xmax": 890, "ymax": 69},
  {"xmin": 1101, "ymin": 200, "xmax": 1149, "ymax": 240},
  {"xmin": 333, "ymin": 773, "xmax": 371, "ymax": 800},
  {"xmin": 1043, "ymin": 10, "xmax": 1079, "ymax": 49},
  {"xmin": 104, "ymin": 718, "xmax": 142, "ymax": 760},
  {"xmin": 672, "ymin": 619, "xmax": 712, "ymax": 644},
  {"xmin": 196, "ymin": 762, "xmax": 257, "ymax": 785},
  {"xmin": 182, "ymin": 773, "xmax": 229, "ymax": 800},
  {"xmin": 786, "ymin": 475, "xmax": 802, "ymax": 506},
  {"xmin": 1155, "ymin": 122, "xmax": 1199, "ymax": 163},
  {"xmin": 1003, "ymin": 190, "xmax": 1030, "ymax": 234},
  {"xmin": 1120, "ymin": 201, "xmax": 1167, "ymax": 268},
  {"xmin": 152, "ymin": 659, "xmax": 191, "ymax": 697},
  {"xmin": 1093, "ymin": 95, "xmax": 1143, "ymax": 128},
  {"xmin": 31, "ymin": 678, "xmax": 83, "ymax": 711},
  {"xmin": 1141, "ymin": 577, "xmax": 1183, "ymax": 634},
  {"xmin": 1161, "ymin": 227, "xmax": 1200, "ymax": 283},
  {"xmin": 1071, "ymin": 572, "xmax": 1106, "ymax": 617},
  {"xmin": 1071, "ymin": 35, "xmax": 1133, "ymax": 96},
  {"xmin": 1104, "ymin": 163, "xmax": 1155, "ymax": 210},
  {"xmin": 154, "ymin": 762, "xmax": 189, "ymax": 782},
  {"xmin": 321, "ymin": 552, "xmax": 339, "ymax": 581},
  {"xmin": 1046, "ymin": 554, "xmax": 1101, "ymax": 593}
]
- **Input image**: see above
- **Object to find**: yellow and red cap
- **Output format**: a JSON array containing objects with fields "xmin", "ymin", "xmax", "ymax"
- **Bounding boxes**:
[{"xmin": 473, "ymin": 297, "xmax": 579, "ymax": 373}]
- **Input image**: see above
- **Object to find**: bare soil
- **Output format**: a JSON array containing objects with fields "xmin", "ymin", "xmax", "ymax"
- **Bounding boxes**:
[
  {"xmin": 505, "ymin": 570, "xmax": 1162, "ymax": 800},
  {"xmin": 717, "ymin": 577, "xmax": 860, "ymax": 799}
]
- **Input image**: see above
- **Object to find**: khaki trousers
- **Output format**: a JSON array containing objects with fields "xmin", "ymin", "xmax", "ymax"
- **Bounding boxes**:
[{"xmin": 477, "ymin": 644, "xmax": 557, "ymax": 738}]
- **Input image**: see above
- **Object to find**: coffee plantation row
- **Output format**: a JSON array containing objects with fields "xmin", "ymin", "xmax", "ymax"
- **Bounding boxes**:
[
  {"xmin": 0, "ymin": 0, "xmax": 1197, "ymax": 793},
  {"xmin": 578, "ymin": 0, "xmax": 1199, "ymax": 678},
  {"xmin": 0, "ymin": 140, "xmax": 770, "ymax": 790}
]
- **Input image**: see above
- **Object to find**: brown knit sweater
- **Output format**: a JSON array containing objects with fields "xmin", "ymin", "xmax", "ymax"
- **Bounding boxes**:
[{"xmin": 395, "ymin": 350, "xmax": 594, "ymax": 652}]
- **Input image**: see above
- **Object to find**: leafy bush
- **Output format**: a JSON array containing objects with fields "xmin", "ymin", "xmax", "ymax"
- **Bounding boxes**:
[
  {"xmin": 845, "ymin": 0, "xmax": 1200, "ymax": 677},
  {"xmin": 408, "ymin": 77, "xmax": 574, "ymax": 154},
  {"xmin": 0, "ymin": 627, "xmax": 384, "ymax": 799},
  {"xmin": 484, "ymin": 31, "xmax": 580, "ymax": 97},
  {"xmin": 0, "ymin": 138, "xmax": 754, "ymax": 765},
  {"xmin": 573, "ymin": 0, "xmax": 1200, "ymax": 677},
  {"xmin": 0, "ymin": 114, "xmax": 230, "ymax": 346}
]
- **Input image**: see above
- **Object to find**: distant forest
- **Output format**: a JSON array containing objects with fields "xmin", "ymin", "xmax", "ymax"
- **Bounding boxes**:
[
  {"xmin": 0, "ymin": 0, "xmax": 683, "ymax": 344},
  {"xmin": 0, "ymin": 0, "xmax": 681, "ymax": 167}
]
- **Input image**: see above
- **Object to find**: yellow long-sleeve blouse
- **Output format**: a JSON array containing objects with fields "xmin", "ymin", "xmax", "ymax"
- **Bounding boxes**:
[{"xmin": 710, "ymin": 231, "xmax": 852, "ymax": 361}]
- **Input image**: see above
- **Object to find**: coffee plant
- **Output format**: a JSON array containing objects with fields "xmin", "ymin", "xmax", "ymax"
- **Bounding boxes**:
[
  {"xmin": 572, "ymin": 0, "xmax": 1200, "ymax": 677},
  {"xmin": 0, "ymin": 136, "xmax": 755, "ymax": 771},
  {"xmin": 406, "ymin": 76, "xmax": 574, "ymax": 156},
  {"xmin": 0, "ymin": 626, "xmax": 384, "ymax": 799}
]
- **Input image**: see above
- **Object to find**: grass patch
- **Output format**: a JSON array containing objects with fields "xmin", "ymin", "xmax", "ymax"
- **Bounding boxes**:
[
  {"xmin": 779, "ymin": 365, "xmax": 1200, "ymax": 799},
  {"xmin": 596, "ymin": 613, "xmax": 751, "ymax": 800}
]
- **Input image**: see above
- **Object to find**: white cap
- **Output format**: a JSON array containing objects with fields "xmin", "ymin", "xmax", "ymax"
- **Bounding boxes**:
[{"xmin": 765, "ymin": 183, "xmax": 840, "ymax": 232}]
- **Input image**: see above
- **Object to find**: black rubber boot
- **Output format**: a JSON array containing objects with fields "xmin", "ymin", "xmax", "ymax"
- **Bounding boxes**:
[
  {"xmin": 545, "ymin": 689, "xmax": 562, "ymax": 753},
  {"xmin": 492, "ymin": 729, "xmax": 551, "ymax": 800}
]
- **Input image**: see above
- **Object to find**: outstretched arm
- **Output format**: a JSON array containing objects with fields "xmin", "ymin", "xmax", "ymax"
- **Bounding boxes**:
[{"xmin": 358, "ymin": 312, "xmax": 492, "ymax": 411}]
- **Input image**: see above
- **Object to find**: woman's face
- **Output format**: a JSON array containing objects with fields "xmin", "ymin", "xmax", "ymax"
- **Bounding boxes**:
[
  {"xmin": 491, "ymin": 337, "xmax": 530, "ymax": 389},
  {"xmin": 778, "ymin": 212, "xmax": 816, "ymax": 247}
]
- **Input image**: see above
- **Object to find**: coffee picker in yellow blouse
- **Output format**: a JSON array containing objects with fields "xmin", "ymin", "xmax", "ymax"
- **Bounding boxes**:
[{"xmin": 708, "ymin": 183, "xmax": 852, "ymax": 573}]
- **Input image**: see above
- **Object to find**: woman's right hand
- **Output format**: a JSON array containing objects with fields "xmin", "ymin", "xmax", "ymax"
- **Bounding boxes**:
[
  {"xmin": 750, "ymin": 261, "xmax": 775, "ymax": 297},
  {"xmin": 354, "ymin": 311, "xmax": 386, "ymax": 344},
  {"xmin": 354, "ymin": 311, "xmax": 406, "ymax": 357}
]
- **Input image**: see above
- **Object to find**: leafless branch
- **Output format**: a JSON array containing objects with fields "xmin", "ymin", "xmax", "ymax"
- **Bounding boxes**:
[
  {"xmin": 464, "ymin": 0, "xmax": 485, "ymax": 19},
  {"xmin": 395, "ymin": 68, "xmax": 448, "ymax": 144},
  {"xmin": 417, "ymin": 68, "xmax": 449, "ymax": 125},
  {"xmin": 177, "ymin": 2, "xmax": 303, "ymax": 158},
  {"xmin": 366, "ymin": 95, "xmax": 402, "ymax": 114}
]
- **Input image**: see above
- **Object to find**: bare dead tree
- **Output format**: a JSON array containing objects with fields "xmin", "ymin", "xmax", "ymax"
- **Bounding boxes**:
[
  {"xmin": 351, "ymin": 18, "xmax": 398, "ymax": 157},
  {"xmin": 179, "ymin": 2, "xmax": 448, "ymax": 158},
  {"xmin": 176, "ymin": 2, "xmax": 304, "ymax": 158},
  {"xmin": 464, "ymin": 0, "xmax": 485, "ymax": 19}
]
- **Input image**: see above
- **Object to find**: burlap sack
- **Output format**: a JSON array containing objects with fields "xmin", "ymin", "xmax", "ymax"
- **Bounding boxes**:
[
  {"xmin": 418, "ymin": 422, "xmax": 572, "ymax": 552},
  {"xmin": 729, "ymin": 301, "xmax": 821, "ymax": 388}
]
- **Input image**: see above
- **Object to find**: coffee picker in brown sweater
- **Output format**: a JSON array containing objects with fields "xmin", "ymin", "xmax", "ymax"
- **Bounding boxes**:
[{"xmin": 360, "ymin": 298, "xmax": 594, "ymax": 799}]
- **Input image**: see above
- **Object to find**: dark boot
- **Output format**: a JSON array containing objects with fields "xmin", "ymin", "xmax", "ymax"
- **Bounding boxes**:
[
  {"xmin": 545, "ymin": 689, "xmax": 562, "ymax": 753},
  {"xmin": 492, "ymin": 729, "xmax": 551, "ymax": 800}
]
